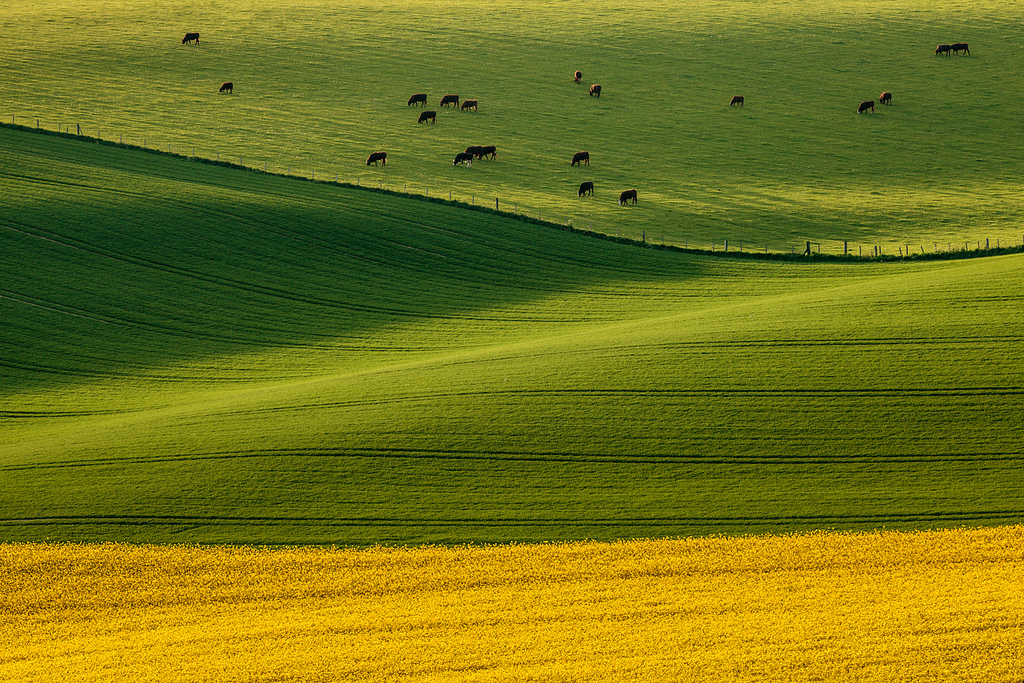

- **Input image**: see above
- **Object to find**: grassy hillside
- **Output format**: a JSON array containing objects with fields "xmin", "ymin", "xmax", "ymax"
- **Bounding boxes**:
[
  {"xmin": 2, "ymin": 127, "xmax": 1023, "ymax": 545},
  {"xmin": 1, "ymin": 0, "xmax": 1023, "ymax": 249}
]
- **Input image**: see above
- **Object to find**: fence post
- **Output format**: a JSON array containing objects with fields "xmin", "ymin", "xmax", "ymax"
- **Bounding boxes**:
[
  {"xmin": 495, "ymin": 198, "xmax": 499, "ymax": 211},
  {"xmin": 724, "ymin": 239, "xmax": 728, "ymax": 251},
  {"xmin": 844, "ymin": 241, "xmax": 848, "ymax": 255}
]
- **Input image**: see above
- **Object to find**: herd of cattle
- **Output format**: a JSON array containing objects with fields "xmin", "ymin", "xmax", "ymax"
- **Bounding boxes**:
[{"xmin": 182, "ymin": 32, "xmax": 972, "ymax": 209}]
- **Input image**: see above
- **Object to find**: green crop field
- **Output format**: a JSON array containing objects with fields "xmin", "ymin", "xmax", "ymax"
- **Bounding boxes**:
[
  {"xmin": 2, "ymin": 0, "xmax": 1023, "ymax": 251},
  {"xmin": 2, "ymin": 125, "xmax": 1023, "ymax": 545}
]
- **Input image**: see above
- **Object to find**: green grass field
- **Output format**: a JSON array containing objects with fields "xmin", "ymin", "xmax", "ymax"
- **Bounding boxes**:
[
  {"xmin": 2, "ymin": 0, "xmax": 1023, "ymax": 250},
  {"xmin": 3, "ymin": 125, "xmax": 1023, "ymax": 545}
]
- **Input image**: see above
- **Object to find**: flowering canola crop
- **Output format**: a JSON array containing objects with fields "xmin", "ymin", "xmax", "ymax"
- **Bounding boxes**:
[{"xmin": 2, "ymin": 527, "xmax": 1023, "ymax": 682}]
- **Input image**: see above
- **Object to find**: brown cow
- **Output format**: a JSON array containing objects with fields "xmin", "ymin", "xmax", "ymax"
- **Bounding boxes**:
[
  {"xmin": 951, "ymin": 42, "xmax": 970, "ymax": 55},
  {"xmin": 858, "ymin": 100, "xmax": 875, "ymax": 113},
  {"xmin": 440, "ymin": 94, "xmax": 460, "ymax": 107},
  {"xmin": 460, "ymin": 99, "xmax": 478, "ymax": 111},
  {"xmin": 219, "ymin": 82, "xmax": 233, "ymax": 93},
  {"xmin": 407, "ymin": 93, "xmax": 427, "ymax": 106},
  {"xmin": 453, "ymin": 152, "xmax": 474, "ymax": 166},
  {"xmin": 479, "ymin": 145, "xmax": 496, "ymax": 159},
  {"xmin": 571, "ymin": 151, "xmax": 590, "ymax": 166},
  {"xmin": 578, "ymin": 181, "xmax": 594, "ymax": 197},
  {"xmin": 935, "ymin": 43, "xmax": 952, "ymax": 56},
  {"xmin": 619, "ymin": 189, "xmax": 637, "ymax": 205},
  {"xmin": 574, "ymin": 70, "xmax": 582, "ymax": 84},
  {"xmin": 730, "ymin": 95, "xmax": 744, "ymax": 106},
  {"xmin": 417, "ymin": 110, "xmax": 436, "ymax": 124},
  {"xmin": 465, "ymin": 145, "xmax": 485, "ymax": 158},
  {"xmin": 589, "ymin": 84, "xmax": 602, "ymax": 97},
  {"xmin": 366, "ymin": 151, "xmax": 387, "ymax": 166},
  {"xmin": 880, "ymin": 91, "xmax": 892, "ymax": 105},
  {"xmin": 182, "ymin": 32, "xmax": 200, "ymax": 45}
]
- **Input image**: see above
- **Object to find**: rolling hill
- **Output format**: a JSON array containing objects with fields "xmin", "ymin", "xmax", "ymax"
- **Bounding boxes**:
[{"xmin": 2, "ymin": 125, "xmax": 1023, "ymax": 545}]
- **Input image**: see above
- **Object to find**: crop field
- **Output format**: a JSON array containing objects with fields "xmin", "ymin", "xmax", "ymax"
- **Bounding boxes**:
[
  {"xmin": 3, "ymin": 527, "xmax": 1024, "ymax": 682},
  {"xmin": 2, "ymin": 0, "xmax": 1024, "ymax": 249},
  {"xmin": 2, "ymin": 126, "xmax": 1023, "ymax": 545}
]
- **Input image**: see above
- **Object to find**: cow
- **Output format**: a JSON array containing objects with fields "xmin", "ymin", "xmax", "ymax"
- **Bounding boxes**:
[
  {"xmin": 578, "ymin": 181, "xmax": 594, "ymax": 197},
  {"xmin": 858, "ymin": 100, "xmax": 875, "ymax": 113},
  {"xmin": 465, "ymin": 145, "xmax": 485, "ymax": 158},
  {"xmin": 440, "ymin": 94, "xmax": 460, "ymax": 107},
  {"xmin": 619, "ymin": 189, "xmax": 637, "ymax": 205},
  {"xmin": 951, "ymin": 42, "xmax": 970, "ymax": 55},
  {"xmin": 589, "ymin": 84, "xmax": 602, "ymax": 97},
  {"xmin": 935, "ymin": 43, "xmax": 952, "ymax": 56},
  {"xmin": 219, "ymin": 82, "xmax": 233, "ymax": 93},
  {"xmin": 417, "ymin": 110, "xmax": 436, "ymax": 124},
  {"xmin": 574, "ymin": 70, "xmax": 582, "ymax": 84},
  {"xmin": 453, "ymin": 152, "xmax": 474, "ymax": 166},
  {"xmin": 880, "ymin": 91, "xmax": 892, "ymax": 105},
  {"xmin": 571, "ymin": 151, "xmax": 590, "ymax": 166},
  {"xmin": 182, "ymin": 32, "xmax": 200, "ymax": 45},
  {"xmin": 730, "ymin": 95, "xmax": 744, "ymax": 107},
  {"xmin": 407, "ymin": 93, "xmax": 427, "ymax": 106},
  {"xmin": 366, "ymin": 151, "xmax": 387, "ymax": 166},
  {"xmin": 479, "ymin": 145, "xmax": 496, "ymax": 159},
  {"xmin": 460, "ymin": 99, "xmax": 478, "ymax": 111}
]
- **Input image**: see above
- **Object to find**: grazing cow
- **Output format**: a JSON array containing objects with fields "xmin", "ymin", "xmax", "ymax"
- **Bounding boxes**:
[
  {"xmin": 951, "ymin": 42, "xmax": 970, "ymax": 55},
  {"xmin": 460, "ymin": 99, "xmax": 478, "ymax": 111},
  {"xmin": 578, "ymin": 181, "xmax": 594, "ymax": 197},
  {"xmin": 417, "ymin": 110, "xmax": 436, "ymax": 124},
  {"xmin": 465, "ymin": 145, "xmax": 485, "ymax": 158},
  {"xmin": 589, "ymin": 84, "xmax": 602, "ymax": 97},
  {"xmin": 730, "ymin": 95, "xmax": 744, "ymax": 107},
  {"xmin": 440, "ymin": 94, "xmax": 460, "ymax": 107},
  {"xmin": 407, "ymin": 93, "xmax": 427, "ymax": 106},
  {"xmin": 366, "ymin": 151, "xmax": 387, "ymax": 166},
  {"xmin": 219, "ymin": 82, "xmax": 233, "ymax": 93},
  {"xmin": 453, "ymin": 152, "xmax": 474, "ymax": 166},
  {"xmin": 574, "ymin": 70, "xmax": 582, "ymax": 84},
  {"xmin": 619, "ymin": 189, "xmax": 638, "ymax": 205},
  {"xmin": 479, "ymin": 145, "xmax": 496, "ymax": 159},
  {"xmin": 182, "ymin": 32, "xmax": 200, "ymax": 45},
  {"xmin": 935, "ymin": 43, "xmax": 952, "ymax": 56},
  {"xmin": 571, "ymin": 151, "xmax": 590, "ymax": 166},
  {"xmin": 880, "ymin": 91, "xmax": 892, "ymax": 105},
  {"xmin": 858, "ymin": 100, "xmax": 875, "ymax": 113}
]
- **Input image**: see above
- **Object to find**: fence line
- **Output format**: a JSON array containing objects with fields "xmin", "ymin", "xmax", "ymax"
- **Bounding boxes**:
[{"xmin": 5, "ymin": 115, "xmax": 1024, "ymax": 261}]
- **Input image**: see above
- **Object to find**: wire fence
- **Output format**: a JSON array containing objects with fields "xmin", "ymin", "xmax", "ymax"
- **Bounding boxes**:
[{"xmin": 7, "ymin": 115, "xmax": 1024, "ymax": 262}]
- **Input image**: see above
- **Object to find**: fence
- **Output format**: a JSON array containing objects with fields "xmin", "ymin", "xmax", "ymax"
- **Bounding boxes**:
[{"xmin": 6, "ymin": 115, "xmax": 1024, "ymax": 262}]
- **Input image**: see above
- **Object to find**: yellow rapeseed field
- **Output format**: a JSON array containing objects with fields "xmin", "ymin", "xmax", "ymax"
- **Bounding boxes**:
[{"xmin": 2, "ymin": 527, "xmax": 1023, "ymax": 682}]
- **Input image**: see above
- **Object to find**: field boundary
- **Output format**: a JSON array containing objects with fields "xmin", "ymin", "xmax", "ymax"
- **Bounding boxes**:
[{"xmin": 6, "ymin": 120, "xmax": 1023, "ymax": 264}]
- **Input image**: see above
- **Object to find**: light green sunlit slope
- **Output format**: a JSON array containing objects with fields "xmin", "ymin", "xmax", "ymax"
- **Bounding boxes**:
[{"xmin": 1, "ymin": 127, "xmax": 1023, "ymax": 545}]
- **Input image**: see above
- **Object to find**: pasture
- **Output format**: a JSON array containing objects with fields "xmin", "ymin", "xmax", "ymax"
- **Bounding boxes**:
[
  {"xmin": 2, "ymin": 127, "xmax": 1023, "ymax": 545},
  {"xmin": 1, "ymin": 0, "xmax": 1023, "ymax": 249}
]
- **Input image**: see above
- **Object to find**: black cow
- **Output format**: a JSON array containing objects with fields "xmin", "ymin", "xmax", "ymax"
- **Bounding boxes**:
[
  {"xmin": 571, "ymin": 151, "xmax": 590, "ymax": 166},
  {"xmin": 730, "ymin": 95, "xmax": 744, "ymax": 106},
  {"xmin": 951, "ymin": 42, "xmax": 970, "ymax": 55},
  {"xmin": 418, "ymin": 110, "xmax": 437, "ymax": 124},
  {"xmin": 589, "ymin": 84, "xmax": 602, "ymax": 97},
  {"xmin": 574, "ymin": 70, "xmax": 582, "ymax": 84},
  {"xmin": 578, "ymin": 181, "xmax": 594, "ymax": 197},
  {"xmin": 935, "ymin": 43, "xmax": 952, "ymax": 56},
  {"xmin": 461, "ymin": 99, "xmax": 478, "ymax": 111},
  {"xmin": 219, "ymin": 82, "xmax": 233, "ymax": 93},
  {"xmin": 880, "ymin": 91, "xmax": 892, "ymax": 105},
  {"xmin": 479, "ymin": 145, "xmax": 496, "ymax": 159},
  {"xmin": 453, "ymin": 152, "xmax": 474, "ymax": 166},
  {"xmin": 182, "ymin": 32, "xmax": 200, "ymax": 45},
  {"xmin": 440, "ymin": 94, "xmax": 460, "ymax": 107},
  {"xmin": 858, "ymin": 100, "xmax": 875, "ymax": 113},
  {"xmin": 465, "ymin": 145, "xmax": 485, "ymax": 158},
  {"xmin": 407, "ymin": 93, "xmax": 427, "ymax": 106},
  {"xmin": 619, "ymin": 189, "xmax": 637, "ymax": 205},
  {"xmin": 366, "ymin": 151, "xmax": 387, "ymax": 166}
]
